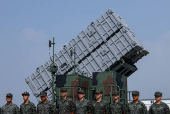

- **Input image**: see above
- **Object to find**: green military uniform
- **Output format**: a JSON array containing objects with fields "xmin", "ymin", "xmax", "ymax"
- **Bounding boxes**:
[
  {"xmin": 56, "ymin": 87, "xmax": 75, "ymax": 114},
  {"xmin": 20, "ymin": 92, "xmax": 36, "ymax": 114},
  {"xmin": 126, "ymin": 91, "xmax": 147, "ymax": 114},
  {"xmin": 2, "ymin": 93, "xmax": 19, "ymax": 114},
  {"xmin": 75, "ymin": 90, "xmax": 92, "ymax": 114},
  {"xmin": 149, "ymin": 92, "xmax": 170, "ymax": 114},
  {"xmin": 109, "ymin": 91, "xmax": 125, "ymax": 114},
  {"xmin": 37, "ymin": 91, "xmax": 56, "ymax": 114},
  {"xmin": 92, "ymin": 89, "xmax": 109, "ymax": 114}
]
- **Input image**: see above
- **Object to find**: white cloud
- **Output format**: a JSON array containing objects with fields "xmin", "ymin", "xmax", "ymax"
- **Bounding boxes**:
[
  {"xmin": 128, "ymin": 30, "xmax": 170, "ymax": 99},
  {"xmin": 19, "ymin": 28, "xmax": 47, "ymax": 42}
]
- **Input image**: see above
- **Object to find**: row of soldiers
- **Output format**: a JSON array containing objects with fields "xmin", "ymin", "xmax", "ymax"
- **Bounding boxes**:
[{"xmin": 0, "ymin": 88, "xmax": 169, "ymax": 114}]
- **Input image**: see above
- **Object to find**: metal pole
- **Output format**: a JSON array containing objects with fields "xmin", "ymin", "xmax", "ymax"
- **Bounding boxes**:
[
  {"xmin": 52, "ymin": 37, "xmax": 55, "ymax": 104},
  {"xmin": 74, "ymin": 47, "xmax": 76, "ymax": 74}
]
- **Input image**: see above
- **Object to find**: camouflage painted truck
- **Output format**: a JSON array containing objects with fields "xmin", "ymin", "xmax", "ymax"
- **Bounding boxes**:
[
  {"xmin": 54, "ymin": 58, "xmax": 137, "ymax": 107},
  {"xmin": 25, "ymin": 9, "xmax": 149, "ymax": 106}
]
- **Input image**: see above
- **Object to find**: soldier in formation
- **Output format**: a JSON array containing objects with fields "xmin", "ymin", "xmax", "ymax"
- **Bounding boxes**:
[
  {"xmin": 109, "ymin": 90, "xmax": 125, "ymax": 114},
  {"xmin": 2, "ymin": 90, "xmax": 170, "ymax": 114},
  {"xmin": 2, "ymin": 93, "xmax": 19, "ymax": 114},
  {"xmin": 92, "ymin": 89, "xmax": 109, "ymax": 114},
  {"xmin": 56, "ymin": 87, "xmax": 75, "ymax": 114},
  {"xmin": 149, "ymin": 91, "xmax": 170, "ymax": 114},
  {"xmin": 75, "ymin": 89, "xmax": 92, "ymax": 114},
  {"xmin": 37, "ymin": 91, "xmax": 56, "ymax": 114},
  {"xmin": 126, "ymin": 91, "xmax": 147, "ymax": 114},
  {"xmin": 20, "ymin": 91, "xmax": 36, "ymax": 114}
]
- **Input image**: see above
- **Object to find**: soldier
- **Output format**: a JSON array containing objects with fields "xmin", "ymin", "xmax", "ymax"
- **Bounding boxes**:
[
  {"xmin": 149, "ymin": 91, "xmax": 170, "ymax": 114},
  {"xmin": 37, "ymin": 91, "xmax": 56, "ymax": 114},
  {"xmin": 75, "ymin": 89, "xmax": 92, "ymax": 114},
  {"xmin": 92, "ymin": 89, "xmax": 109, "ymax": 114},
  {"xmin": 56, "ymin": 87, "xmax": 75, "ymax": 114},
  {"xmin": 2, "ymin": 93, "xmax": 19, "ymax": 114},
  {"xmin": 20, "ymin": 91, "xmax": 36, "ymax": 114},
  {"xmin": 126, "ymin": 91, "xmax": 147, "ymax": 114},
  {"xmin": 109, "ymin": 90, "xmax": 125, "ymax": 114}
]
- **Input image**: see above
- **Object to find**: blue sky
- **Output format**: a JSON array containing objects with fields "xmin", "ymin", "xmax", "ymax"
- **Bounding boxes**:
[{"xmin": 0, "ymin": 0, "xmax": 170, "ymax": 106}]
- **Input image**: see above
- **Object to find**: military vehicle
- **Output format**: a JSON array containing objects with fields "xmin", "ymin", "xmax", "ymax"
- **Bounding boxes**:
[{"xmin": 25, "ymin": 9, "xmax": 149, "ymax": 106}]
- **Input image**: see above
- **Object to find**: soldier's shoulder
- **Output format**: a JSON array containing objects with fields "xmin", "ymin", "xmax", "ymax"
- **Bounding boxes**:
[
  {"xmin": 161, "ymin": 102, "xmax": 169, "ymax": 107},
  {"xmin": 20, "ymin": 102, "xmax": 25, "ymax": 106},
  {"xmin": 118, "ymin": 101, "xmax": 124, "ymax": 105},
  {"xmin": 11, "ymin": 103, "xmax": 19, "ymax": 108},
  {"xmin": 127, "ymin": 101, "xmax": 133, "ymax": 105},
  {"xmin": 150, "ymin": 102, "xmax": 156, "ymax": 107},
  {"xmin": 67, "ymin": 98, "xmax": 73, "ymax": 102},
  {"xmin": 47, "ymin": 101, "xmax": 53, "ymax": 105},
  {"xmin": 12, "ymin": 103, "xmax": 18, "ymax": 106},
  {"xmin": 37, "ymin": 101, "xmax": 42, "ymax": 105},
  {"xmin": 110, "ymin": 102, "xmax": 114, "ymax": 105},
  {"xmin": 84, "ymin": 99, "xmax": 90, "ymax": 102},
  {"xmin": 57, "ymin": 99, "xmax": 62, "ymax": 102},
  {"xmin": 75, "ymin": 100, "xmax": 79, "ymax": 103},
  {"xmin": 92, "ymin": 101, "xmax": 96, "ymax": 104},
  {"xmin": 29, "ymin": 101, "xmax": 36, "ymax": 106},
  {"xmin": 2, "ymin": 104, "xmax": 6, "ymax": 108},
  {"xmin": 138, "ymin": 100, "xmax": 146, "ymax": 106},
  {"xmin": 101, "ymin": 100, "xmax": 108, "ymax": 104}
]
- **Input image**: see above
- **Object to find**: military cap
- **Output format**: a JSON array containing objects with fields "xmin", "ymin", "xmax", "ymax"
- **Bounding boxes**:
[
  {"xmin": 39, "ymin": 91, "xmax": 47, "ymax": 97},
  {"xmin": 60, "ymin": 87, "xmax": 67, "ymax": 92},
  {"xmin": 112, "ymin": 90, "xmax": 119, "ymax": 95},
  {"xmin": 6, "ymin": 93, "xmax": 13, "ymax": 98},
  {"xmin": 22, "ymin": 91, "xmax": 30, "ymax": 96},
  {"xmin": 154, "ymin": 91, "xmax": 162, "ymax": 97},
  {"xmin": 95, "ymin": 89, "xmax": 103, "ymax": 94},
  {"xmin": 77, "ymin": 89, "xmax": 85, "ymax": 94},
  {"xmin": 132, "ymin": 91, "xmax": 140, "ymax": 96}
]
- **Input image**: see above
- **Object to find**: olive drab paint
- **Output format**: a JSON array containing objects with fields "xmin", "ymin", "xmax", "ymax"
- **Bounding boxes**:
[
  {"xmin": 56, "ymin": 73, "xmax": 92, "ymax": 102},
  {"xmin": 92, "ymin": 71, "xmax": 128, "ymax": 106},
  {"xmin": 55, "ymin": 60, "xmax": 137, "ymax": 108}
]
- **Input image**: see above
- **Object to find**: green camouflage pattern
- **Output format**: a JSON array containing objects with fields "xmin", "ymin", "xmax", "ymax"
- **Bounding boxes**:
[
  {"xmin": 22, "ymin": 91, "xmax": 30, "ymax": 96},
  {"xmin": 126, "ymin": 100, "xmax": 147, "ymax": 114},
  {"xmin": 109, "ymin": 101, "xmax": 125, "ymax": 114},
  {"xmin": 55, "ymin": 61, "xmax": 138, "ymax": 109},
  {"xmin": 2, "ymin": 103, "xmax": 19, "ymax": 114},
  {"xmin": 149, "ymin": 101, "xmax": 170, "ymax": 114},
  {"xmin": 75, "ymin": 98, "xmax": 92, "ymax": 114},
  {"xmin": 132, "ymin": 91, "xmax": 140, "ymax": 96},
  {"xmin": 20, "ymin": 101, "xmax": 36, "ymax": 114},
  {"xmin": 92, "ymin": 71, "xmax": 128, "ymax": 105},
  {"xmin": 92, "ymin": 99, "xmax": 109, "ymax": 114},
  {"xmin": 154, "ymin": 91, "xmax": 162, "ymax": 97},
  {"xmin": 56, "ymin": 97, "xmax": 75, "ymax": 114},
  {"xmin": 56, "ymin": 73, "xmax": 92, "ymax": 102},
  {"xmin": 6, "ymin": 93, "xmax": 13, "ymax": 98},
  {"xmin": 37, "ymin": 100, "xmax": 56, "ymax": 114}
]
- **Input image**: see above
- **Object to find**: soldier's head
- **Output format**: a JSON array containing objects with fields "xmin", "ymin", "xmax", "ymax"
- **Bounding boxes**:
[
  {"xmin": 154, "ymin": 91, "xmax": 162, "ymax": 102},
  {"xmin": 95, "ymin": 89, "xmax": 103, "ymax": 99},
  {"xmin": 60, "ymin": 87, "xmax": 68, "ymax": 97},
  {"xmin": 112, "ymin": 90, "xmax": 119, "ymax": 101},
  {"xmin": 6, "ymin": 93, "xmax": 13, "ymax": 102},
  {"xmin": 22, "ymin": 91, "xmax": 30, "ymax": 101},
  {"xmin": 39, "ymin": 91, "xmax": 47, "ymax": 102},
  {"xmin": 77, "ymin": 89, "xmax": 85, "ymax": 99},
  {"xmin": 132, "ymin": 91, "xmax": 140, "ymax": 101}
]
